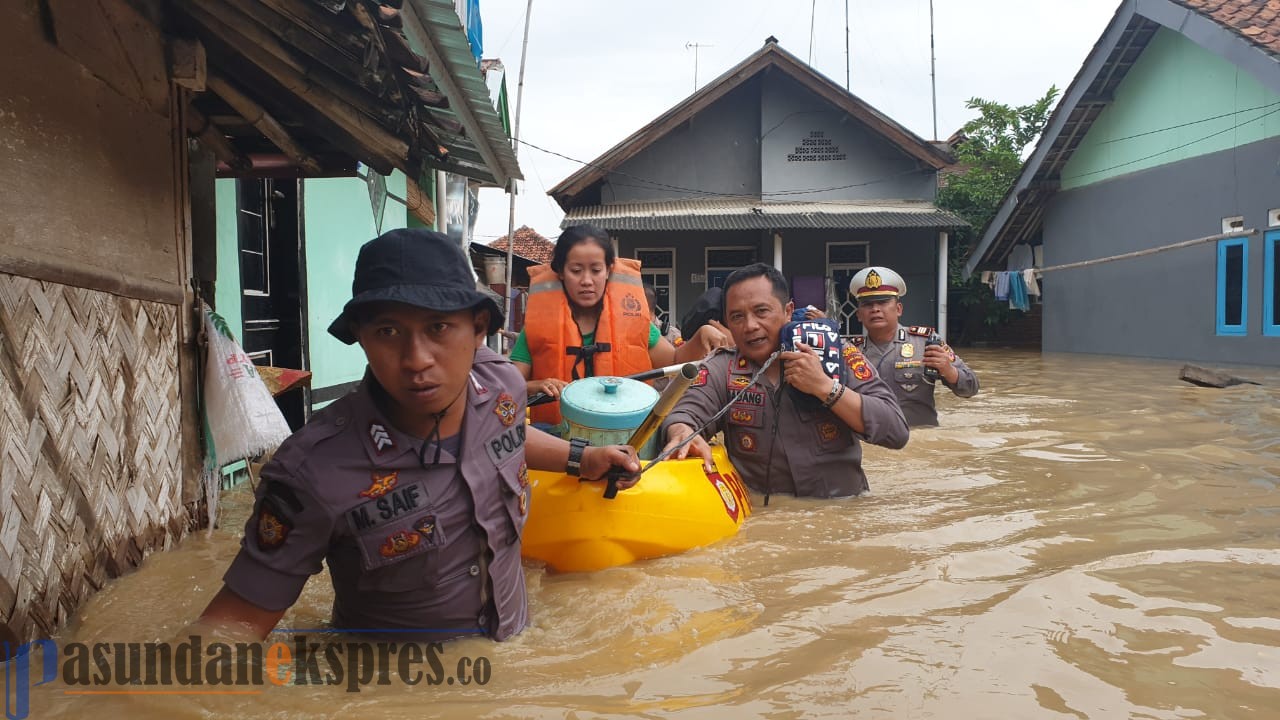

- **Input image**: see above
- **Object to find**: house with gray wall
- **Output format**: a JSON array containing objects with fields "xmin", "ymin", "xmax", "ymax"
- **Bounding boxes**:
[
  {"xmin": 549, "ymin": 39, "xmax": 965, "ymax": 337},
  {"xmin": 967, "ymin": 0, "xmax": 1280, "ymax": 366}
]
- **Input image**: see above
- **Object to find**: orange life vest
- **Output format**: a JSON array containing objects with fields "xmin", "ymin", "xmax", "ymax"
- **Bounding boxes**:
[{"xmin": 525, "ymin": 258, "xmax": 653, "ymax": 425}]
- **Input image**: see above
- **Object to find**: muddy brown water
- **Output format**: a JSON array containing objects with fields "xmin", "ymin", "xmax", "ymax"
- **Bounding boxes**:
[{"xmin": 26, "ymin": 350, "xmax": 1280, "ymax": 718}]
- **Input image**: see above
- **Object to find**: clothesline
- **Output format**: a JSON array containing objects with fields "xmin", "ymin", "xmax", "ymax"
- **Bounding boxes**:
[
  {"xmin": 978, "ymin": 227, "xmax": 1258, "ymax": 312},
  {"xmin": 1034, "ymin": 228, "xmax": 1257, "ymax": 276}
]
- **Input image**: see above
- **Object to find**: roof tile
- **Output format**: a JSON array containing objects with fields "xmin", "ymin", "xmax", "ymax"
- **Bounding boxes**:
[
  {"xmin": 488, "ymin": 226, "xmax": 555, "ymax": 264},
  {"xmin": 1174, "ymin": 0, "xmax": 1280, "ymax": 55}
]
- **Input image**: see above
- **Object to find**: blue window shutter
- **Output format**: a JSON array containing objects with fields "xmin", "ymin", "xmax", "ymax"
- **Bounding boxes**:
[
  {"xmin": 1264, "ymin": 230, "xmax": 1280, "ymax": 337},
  {"xmin": 1216, "ymin": 237, "xmax": 1248, "ymax": 336}
]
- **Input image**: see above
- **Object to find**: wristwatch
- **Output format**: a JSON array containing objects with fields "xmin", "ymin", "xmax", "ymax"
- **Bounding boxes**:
[{"xmin": 566, "ymin": 437, "xmax": 590, "ymax": 477}]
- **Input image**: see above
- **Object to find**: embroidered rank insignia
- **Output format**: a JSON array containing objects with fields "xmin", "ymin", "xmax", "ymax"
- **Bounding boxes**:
[
  {"xmin": 738, "ymin": 432, "xmax": 757, "ymax": 453},
  {"xmin": 818, "ymin": 422, "xmax": 838, "ymax": 442},
  {"xmin": 360, "ymin": 471, "xmax": 399, "ymax": 499},
  {"xmin": 730, "ymin": 408, "xmax": 756, "ymax": 425},
  {"xmin": 693, "ymin": 366, "xmax": 709, "ymax": 387},
  {"xmin": 908, "ymin": 326, "xmax": 934, "ymax": 337},
  {"xmin": 518, "ymin": 461, "xmax": 529, "ymax": 488},
  {"xmin": 495, "ymin": 393, "xmax": 518, "ymax": 427},
  {"xmin": 369, "ymin": 423, "xmax": 394, "ymax": 453},
  {"xmin": 518, "ymin": 489, "xmax": 528, "ymax": 516},
  {"xmin": 414, "ymin": 514, "xmax": 437, "ymax": 541},
  {"xmin": 736, "ymin": 356, "xmax": 749, "ymax": 370},
  {"xmin": 901, "ymin": 343, "xmax": 915, "ymax": 359},
  {"xmin": 379, "ymin": 529, "xmax": 421, "ymax": 558},
  {"xmin": 842, "ymin": 345, "xmax": 874, "ymax": 381},
  {"xmin": 850, "ymin": 335, "xmax": 866, "ymax": 348},
  {"xmin": 730, "ymin": 376, "xmax": 752, "ymax": 390},
  {"xmin": 256, "ymin": 508, "xmax": 290, "ymax": 550}
]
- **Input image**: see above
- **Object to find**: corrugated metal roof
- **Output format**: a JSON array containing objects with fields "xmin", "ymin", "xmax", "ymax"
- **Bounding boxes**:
[
  {"xmin": 563, "ymin": 199, "xmax": 968, "ymax": 231},
  {"xmin": 404, "ymin": 0, "xmax": 521, "ymax": 186}
]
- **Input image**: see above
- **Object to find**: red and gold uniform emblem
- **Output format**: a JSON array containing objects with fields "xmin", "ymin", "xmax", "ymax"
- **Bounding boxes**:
[
  {"xmin": 842, "ymin": 345, "xmax": 874, "ymax": 381},
  {"xmin": 495, "ymin": 393, "xmax": 518, "ymax": 427},
  {"xmin": 379, "ymin": 529, "xmax": 421, "ymax": 557},
  {"xmin": 360, "ymin": 471, "xmax": 399, "ymax": 499},
  {"xmin": 256, "ymin": 508, "xmax": 290, "ymax": 550}
]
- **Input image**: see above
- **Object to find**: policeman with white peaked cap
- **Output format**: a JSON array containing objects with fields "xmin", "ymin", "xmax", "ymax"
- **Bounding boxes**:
[{"xmin": 848, "ymin": 266, "xmax": 979, "ymax": 427}]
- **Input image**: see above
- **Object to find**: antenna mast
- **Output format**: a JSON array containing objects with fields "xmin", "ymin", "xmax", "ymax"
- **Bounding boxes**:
[
  {"xmin": 503, "ymin": 0, "xmax": 534, "ymax": 331},
  {"xmin": 845, "ymin": 0, "xmax": 850, "ymax": 90},
  {"xmin": 686, "ymin": 42, "xmax": 713, "ymax": 91},
  {"xmin": 929, "ymin": 0, "xmax": 938, "ymax": 140}
]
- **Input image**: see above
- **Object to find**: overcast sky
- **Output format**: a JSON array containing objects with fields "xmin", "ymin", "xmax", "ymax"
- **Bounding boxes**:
[{"xmin": 471, "ymin": 0, "xmax": 1122, "ymax": 244}]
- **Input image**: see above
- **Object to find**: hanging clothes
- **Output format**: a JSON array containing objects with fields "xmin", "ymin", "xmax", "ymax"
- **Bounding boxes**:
[
  {"xmin": 1008, "ymin": 272, "xmax": 1030, "ymax": 311},
  {"xmin": 994, "ymin": 271, "xmax": 1011, "ymax": 300},
  {"xmin": 1022, "ymin": 268, "xmax": 1041, "ymax": 297}
]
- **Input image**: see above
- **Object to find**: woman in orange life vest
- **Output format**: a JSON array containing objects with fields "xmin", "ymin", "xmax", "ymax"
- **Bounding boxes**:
[{"xmin": 510, "ymin": 225, "xmax": 730, "ymax": 427}]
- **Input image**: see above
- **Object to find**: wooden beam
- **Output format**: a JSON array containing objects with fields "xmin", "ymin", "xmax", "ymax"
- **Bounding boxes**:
[
  {"xmin": 207, "ymin": 74, "xmax": 323, "ymax": 174},
  {"xmin": 186, "ymin": 0, "xmax": 403, "ymax": 127},
  {"xmin": 186, "ymin": 105, "xmax": 252, "ymax": 172},
  {"xmin": 0, "ymin": 241, "xmax": 185, "ymax": 305},
  {"xmin": 169, "ymin": 37, "xmax": 207, "ymax": 90},
  {"xmin": 233, "ymin": 0, "xmax": 387, "ymax": 96},
  {"xmin": 183, "ymin": 0, "xmax": 408, "ymax": 174}
]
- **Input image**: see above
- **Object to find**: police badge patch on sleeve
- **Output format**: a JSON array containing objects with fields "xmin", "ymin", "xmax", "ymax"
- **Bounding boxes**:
[
  {"xmin": 842, "ymin": 345, "xmax": 874, "ymax": 381},
  {"xmin": 256, "ymin": 507, "xmax": 291, "ymax": 550}
]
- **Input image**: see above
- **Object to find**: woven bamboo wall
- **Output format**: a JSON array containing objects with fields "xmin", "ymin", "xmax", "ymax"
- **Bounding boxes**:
[{"xmin": 0, "ymin": 272, "xmax": 189, "ymax": 642}]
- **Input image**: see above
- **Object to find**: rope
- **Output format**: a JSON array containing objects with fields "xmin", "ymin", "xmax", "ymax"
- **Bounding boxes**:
[{"xmin": 1033, "ymin": 228, "xmax": 1257, "ymax": 276}]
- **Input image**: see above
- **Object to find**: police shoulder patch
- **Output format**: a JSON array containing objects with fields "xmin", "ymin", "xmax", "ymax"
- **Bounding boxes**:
[
  {"xmin": 494, "ymin": 392, "xmax": 518, "ymax": 427},
  {"xmin": 842, "ymin": 344, "xmax": 874, "ymax": 381},
  {"xmin": 693, "ymin": 366, "xmax": 709, "ymax": 387},
  {"xmin": 256, "ymin": 507, "xmax": 291, "ymax": 550}
]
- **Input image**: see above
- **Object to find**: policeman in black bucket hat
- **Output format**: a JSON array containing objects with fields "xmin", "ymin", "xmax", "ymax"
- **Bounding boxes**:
[
  {"xmin": 328, "ymin": 228, "xmax": 504, "ymax": 343},
  {"xmin": 198, "ymin": 228, "xmax": 639, "ymax": 642}
]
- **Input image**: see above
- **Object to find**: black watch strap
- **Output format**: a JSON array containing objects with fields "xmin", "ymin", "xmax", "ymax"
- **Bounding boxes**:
[{"xmin": 566, "ymin": 437, "xmax": 590, "ymax": 477}]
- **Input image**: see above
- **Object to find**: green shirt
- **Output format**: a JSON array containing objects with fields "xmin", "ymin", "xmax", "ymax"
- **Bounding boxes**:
[{"xmin": 510, "ymin": 324, "xmax": 661, "ymax": 365}]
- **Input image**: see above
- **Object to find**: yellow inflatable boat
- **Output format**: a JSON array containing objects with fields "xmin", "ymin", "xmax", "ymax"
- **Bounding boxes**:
[{"xmin": 521, "ymin": 445, "xmax": 752, "ymax": 573}]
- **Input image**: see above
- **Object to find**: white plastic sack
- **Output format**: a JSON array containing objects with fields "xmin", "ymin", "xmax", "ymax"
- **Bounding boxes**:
[{"xmin": 201, "ymin": 305, "xmax": 292, "ymax": 465}]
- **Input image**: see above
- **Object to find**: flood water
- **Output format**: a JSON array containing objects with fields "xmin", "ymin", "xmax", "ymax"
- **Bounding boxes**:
[{"xmin": 28, "ymin": 349, "xmax": 1280, "ymax": 718}]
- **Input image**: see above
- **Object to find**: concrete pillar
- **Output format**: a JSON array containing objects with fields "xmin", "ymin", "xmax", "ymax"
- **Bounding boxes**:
[
  {"xmin": 773, "ymin": 232, "xmax": 783, "ymax": 271},
  {"xmin": 937, "ymin": 230, "xmax": 949, "ymax": 341}
]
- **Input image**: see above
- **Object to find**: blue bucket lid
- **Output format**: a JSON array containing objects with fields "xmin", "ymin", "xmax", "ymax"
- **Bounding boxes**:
[{"xmin": 559, "ymin": 376, "xmax": 658, "ymax": 431}]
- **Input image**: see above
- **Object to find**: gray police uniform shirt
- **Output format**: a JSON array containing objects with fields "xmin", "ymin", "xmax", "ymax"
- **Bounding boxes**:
[
  {"xmin": 853, "ymin": 325, "xmax": 979, "ymax": 427},
  {"xmin": 223, "ymin": 347, "xmax": 530, "ymax": 641},
  {"xmin": 662, "ymin": 346, "xmax": 908, "ymax": 498}
]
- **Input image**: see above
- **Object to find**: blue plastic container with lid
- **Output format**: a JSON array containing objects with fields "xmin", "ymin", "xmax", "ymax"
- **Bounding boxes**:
[{"xmin": 559, "ymin": 376, "xmax": 661, "ymax": 459}]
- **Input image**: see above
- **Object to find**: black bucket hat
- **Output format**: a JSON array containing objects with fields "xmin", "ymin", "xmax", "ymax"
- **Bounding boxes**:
[{"xmin": 328, "ymin": 228, "xmax": 504, "ymax": 344}]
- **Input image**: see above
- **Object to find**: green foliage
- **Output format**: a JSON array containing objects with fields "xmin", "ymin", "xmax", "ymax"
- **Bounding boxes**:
[
  {"xmin": 207, "ymin": 309, "xmax": 237, "ymax": 343},
  {"xmin": 937, "ymin": 87, "xmax": 1059, "ymax": 338}
]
